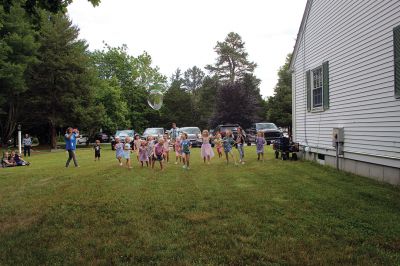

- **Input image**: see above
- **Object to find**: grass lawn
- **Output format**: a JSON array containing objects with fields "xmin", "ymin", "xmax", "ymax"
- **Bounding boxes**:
[{"xmin": 0, "ymin": 145, "xmax": 399, "ymax": 265}]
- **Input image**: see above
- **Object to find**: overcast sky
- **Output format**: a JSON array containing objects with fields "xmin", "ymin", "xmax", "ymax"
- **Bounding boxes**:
[{"xmin": 67, "ymin": 0, "xmax": 307, "ymax": 97}]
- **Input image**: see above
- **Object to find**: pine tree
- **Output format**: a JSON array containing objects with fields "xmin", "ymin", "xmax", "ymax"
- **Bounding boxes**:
[
  {"xmin": 0, "ymin": 2, "xmax": 39, "ymax": 146},
  {"xmin": 206, "ymin": 32, "xmax": 257, "ymax": 83},
  {"xmin": 28, "ymin": 12, "xmax": 103, "ymax": 148}
]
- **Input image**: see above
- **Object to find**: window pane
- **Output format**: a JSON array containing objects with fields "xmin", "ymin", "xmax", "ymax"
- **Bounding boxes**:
[{"xmin": 313, "ymin": 88, "xmax": 322, "ymax": 107}]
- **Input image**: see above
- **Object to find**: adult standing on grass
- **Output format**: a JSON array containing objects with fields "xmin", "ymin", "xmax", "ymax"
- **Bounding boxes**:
[
  {"xmin": 23, "ymin": 133, "xmax": 32, "ymax": 157},
  {"xmin": 236, "ymin": 127, "xmax": 246, "ymax": 164},
  {"xmin": 65, "ymin": 127, "xmax": 79, "ymax": 168},
  {"xmin": 170, "ymin": 122, "xmax": 179, "ymax": 151}
]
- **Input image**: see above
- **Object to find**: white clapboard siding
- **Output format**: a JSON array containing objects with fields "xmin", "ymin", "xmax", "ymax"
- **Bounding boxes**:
[{"xmin": 291, "ymin": 0, "xmax": 400, "ymax": 168}]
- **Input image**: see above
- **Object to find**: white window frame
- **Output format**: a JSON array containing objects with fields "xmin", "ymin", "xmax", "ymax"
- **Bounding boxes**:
[{"xmin": 311, "ymin": 66, "xmax": 323, "ymax": 110}]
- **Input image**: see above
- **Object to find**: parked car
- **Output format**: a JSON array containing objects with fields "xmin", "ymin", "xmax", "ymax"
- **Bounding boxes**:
[
  {"xmin": 142, "ymin": 128, "xmax": 164, "ymax": 140},
  {"xmin": 179, "ymin": 127, "xmax": 202, "ymax": 147},
  {"xmin": 246, "ymin": 122, "xmax": 282, "ymax": 145},
  {"xmin": 77, "ymin": 134, "xmax": 89, "ymax": 145},
  {"xmin": 213, "ymin": 124, "xmax": 246, "ymax": 140},
  {"xmin": 111, "ymin": 130, "xmax": 135, "ymax": 150},
  {"xmin": 93, "ymin": 132, "xmax": 109, "ymax": 143}
]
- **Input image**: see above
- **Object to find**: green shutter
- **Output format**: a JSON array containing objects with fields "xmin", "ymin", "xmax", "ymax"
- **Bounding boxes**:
[
  {"xmin": 322, "ymin": 61, "xmax": 330, "ymax": 109},
  {"xmin": 394, "ymin": 26, "xmax": 400, "ymax": 98},
  {"xmin": 306, "ymin": 70, "xmax": 311, "ymax": 111}
]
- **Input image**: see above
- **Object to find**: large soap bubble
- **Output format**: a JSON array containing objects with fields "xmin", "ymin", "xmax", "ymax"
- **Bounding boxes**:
[{"xmin": 147, "ymin": 83, "xmax": 164, "ymax": 110}]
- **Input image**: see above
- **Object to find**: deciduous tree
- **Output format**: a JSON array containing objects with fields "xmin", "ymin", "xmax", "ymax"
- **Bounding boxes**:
[
  {"xmin": 265, "ymin": 54, "xmax": 292, "ymax": 133},
  {"xmin": 211, "ymin": 80, "xmax": 262, "ymax": 129}
]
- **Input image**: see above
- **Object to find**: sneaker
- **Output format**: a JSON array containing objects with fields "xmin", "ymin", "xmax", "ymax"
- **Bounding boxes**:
[
  {"xmin": 119, "ymin": 163, "xmax": 123, "ymax": 166},
  {"xmin": 241, "ymin": 161, "xmax": 245, "ymax": 165},
  {"xmin": 182, "ymin": 165, "xmax": 187, "ymax": 169}
]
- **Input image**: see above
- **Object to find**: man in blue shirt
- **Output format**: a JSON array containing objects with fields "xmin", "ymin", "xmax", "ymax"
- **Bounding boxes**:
[
  {"xmin": 65, "ymin": 127, "xmax": 79, "ymax": 167},
  {"xmin": 170, "ymin": 122, "xmax": 179, "ymax": 151}
]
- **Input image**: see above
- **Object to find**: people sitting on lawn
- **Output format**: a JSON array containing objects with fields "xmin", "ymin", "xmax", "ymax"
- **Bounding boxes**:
[
  {"xmin": 1, "ymin": 151, "xmax": 30, "ymax": 167},
  {"xmin": 11, "ymin": 150, "xmax": 30, "ymax": 166},
  {"xmin": 2, "ymin": 152, "xmax": 15, "ymax": 167}
]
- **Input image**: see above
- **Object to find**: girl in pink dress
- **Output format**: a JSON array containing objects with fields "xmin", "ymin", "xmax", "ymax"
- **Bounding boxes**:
[
  {"xmin": 139, "ymin": 140, "xmax": 149, "ymax": 167},
  {"xmin": 152, "ymin": 138, "xmax": 165, "ymax": 170},
  {"xmin": 162, "ymin": 133, "xmax": 170, "ymax": 163},
  {"xmin": 213, "ymin": 133, "xmax": 223, "ymax": 158},
  {"xmin": 174, "ymin": 136, "xmax": 182, "ymax": 164},
  {"xmin": 201, "ymin": 130, "xmax": 214, "ymax": 164}
]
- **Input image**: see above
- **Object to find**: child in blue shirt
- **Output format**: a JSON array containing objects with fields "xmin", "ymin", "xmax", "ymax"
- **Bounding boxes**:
[
  {"xmin": 180, "ymin": 133, "xmax": 191, "ymax": 169},
  {"xmin": 223, "ymin": 130, "xmax": 237, "ymax": 165}
]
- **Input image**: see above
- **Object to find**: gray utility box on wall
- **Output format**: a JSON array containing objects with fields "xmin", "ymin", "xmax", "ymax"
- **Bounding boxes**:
[{"xmin": 332, "ymin": 127, "xmax": 344, "ymax": 155}]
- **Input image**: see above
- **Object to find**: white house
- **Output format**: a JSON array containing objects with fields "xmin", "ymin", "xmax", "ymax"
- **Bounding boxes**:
[{"xmin": 290, "ymin": 0, "xmax": 400, "ymax": 185}]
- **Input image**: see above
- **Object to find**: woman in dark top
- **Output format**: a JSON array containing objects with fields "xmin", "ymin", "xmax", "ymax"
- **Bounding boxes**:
[{"xmin": 236, "ymin": 127, "xmax": 246, "ymax": 164}]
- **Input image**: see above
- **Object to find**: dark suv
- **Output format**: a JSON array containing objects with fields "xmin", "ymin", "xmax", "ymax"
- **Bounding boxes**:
[
  {"xmin": 246, "ymin": 122, "xmax": 282, "ymax": 145},
  {"xmin": 214, "ymin": 124, "xmax": 246, "ymax": 140}
]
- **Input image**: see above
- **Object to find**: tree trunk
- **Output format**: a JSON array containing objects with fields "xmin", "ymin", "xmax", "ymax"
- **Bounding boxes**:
[
  {"xmin": 0, "ymin": 102, "xmax": 17, "ymax": 147},
  {"xmin": 50, "ymin": 122, "xmax": 57, "ymax": 149}
]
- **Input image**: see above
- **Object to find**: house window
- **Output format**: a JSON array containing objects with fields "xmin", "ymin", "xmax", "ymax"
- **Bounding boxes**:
[
  {"xmin": 312, "ymin": 67, "xmax": 323, "ymax": 108},
  {"xmin": 306, "ymin": 61, "xmax": 329, "ymax": 111}
]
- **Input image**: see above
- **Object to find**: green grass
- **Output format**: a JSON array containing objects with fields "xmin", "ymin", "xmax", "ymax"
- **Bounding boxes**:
[{"xmin": 0, "ymin": 146, "xmax": 399, "ymax": 265}]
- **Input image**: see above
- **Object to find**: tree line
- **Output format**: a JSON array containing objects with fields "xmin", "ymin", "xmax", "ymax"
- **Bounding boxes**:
[{"xmin": 0, "ymin": 1, "xmax": 292, "ymax": 148}]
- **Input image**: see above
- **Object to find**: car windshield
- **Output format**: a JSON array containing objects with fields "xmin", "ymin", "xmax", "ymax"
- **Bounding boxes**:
[
  {"xmin": 144, "ymin": 128, "xmax": 163, "ymax": 135},
  {"xmin": 180, "ymin": 128, "xmax": 200, "ymax": 134},
  {"xmin": 256, "ymin": 123, "xmax": 277, "ymax": 130},
  {"xmin": 116, "ymin": 130, "xmax": 134, "ymax": 137},
  {"xmin": 220, "ymin": 126, "xmax": 237, "ymax": 132}
]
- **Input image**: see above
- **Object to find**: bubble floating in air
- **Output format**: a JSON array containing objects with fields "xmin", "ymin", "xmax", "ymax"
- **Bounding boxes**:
[{"xmin": 147, "ymin": 84, "xmax": 164, "ymax": 110}]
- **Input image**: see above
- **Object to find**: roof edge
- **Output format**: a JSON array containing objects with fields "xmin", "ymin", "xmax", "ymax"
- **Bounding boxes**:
[{"xmin": 289, "ymin": 0, "xmax": 313, "ymax": 71}]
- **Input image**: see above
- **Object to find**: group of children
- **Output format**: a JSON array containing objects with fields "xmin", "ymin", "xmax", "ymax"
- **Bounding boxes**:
[
  {"xmin": 106, "ymin": 129, "xmax": 268, "ymax": 170},
  {"xmin": 111, "ymin": 132, "xmax": 192, "ymax": 170}
]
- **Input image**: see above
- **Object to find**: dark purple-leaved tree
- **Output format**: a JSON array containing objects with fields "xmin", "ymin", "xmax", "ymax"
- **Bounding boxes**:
[{"xmin": 210, "ymin": 75, "xmax": 263, "ymax": 129}]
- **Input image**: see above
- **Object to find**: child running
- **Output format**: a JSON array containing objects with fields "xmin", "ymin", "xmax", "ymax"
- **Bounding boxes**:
[
  {"xmin": 200, "ymin": 130, "xmax": 214, "ymax": 164},
  {"xmin": 174, "ymin": 136, "xmax": 182, "ymax": 164},
  {"xmin": 152, "ymin": 138, "xmax": 165, "ymax": 170},
  {"xmin": 133, "ymin": 135, "xmax": 141, "ymax": 162},
  {"xmin": 255, "ymin": 131, "xmax": 266, "ymax": 161},
  {"xmin": 163, "ymin": 133, "xmax": 170, "ymax": 163},
  {"xmin": 181, "ymin": 132, "xmax": 191, "ymax": 169},
  {"xmin": 124, "ymin": 136, "xmax": 132, "ymax": 169},
  {"xmin": 213, "ymin": 133, "xmax": 223, "ymax": 158},
  {"xmin": 93, "ymin": 139, "xmax": 101, "ymax": 161},
  {"xmin": 223, "ymin": 130, "xmax": 237, "ymax": 165},
  {"xmin": 139, "ymin": 140, "xmax": 149, "ymax": 167},
  {"xmin": 114, "ymin": 137, "xmax": 124, "ymax": 166},
  {"xmin": 147, "ymin": 136, "xmax": 155, "ymax": 166}
]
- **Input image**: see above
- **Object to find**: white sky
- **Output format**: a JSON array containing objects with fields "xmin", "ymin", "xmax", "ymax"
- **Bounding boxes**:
[{"xmin": 68, "ymin": 0, "xmax": 307, "ymax": 97}]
